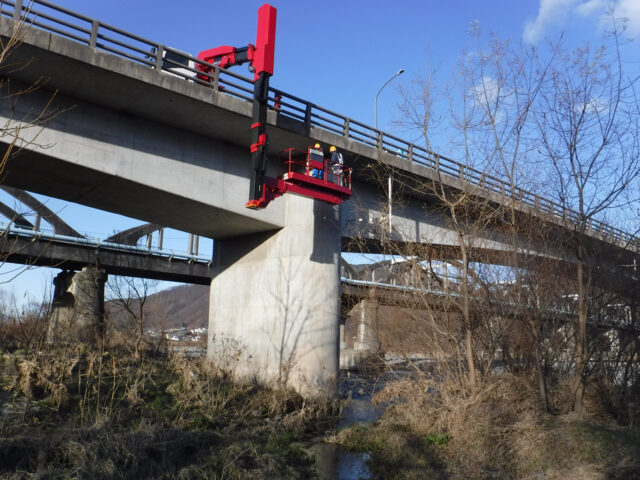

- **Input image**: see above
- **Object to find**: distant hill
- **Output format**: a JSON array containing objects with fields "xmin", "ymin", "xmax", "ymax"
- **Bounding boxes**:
[
  {"xmin": 107, "ymin": 284, "xmax": 209, "ymax": 330},
  {"xmin": 107, "ymin": 259, "xmax": 391, "ymax": 332}
]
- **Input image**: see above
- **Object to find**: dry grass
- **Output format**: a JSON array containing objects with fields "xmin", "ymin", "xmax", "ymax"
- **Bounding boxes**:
[
  {"xmin": 351, "ymin": 372, "xmax": 640, "ymax": 479},
  {"xmin": 0, "ymin": 343, "xmax": 339, "ymax": 479}
]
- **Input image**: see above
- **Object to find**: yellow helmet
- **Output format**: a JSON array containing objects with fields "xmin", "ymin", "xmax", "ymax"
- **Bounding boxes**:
[
  {"xmin": 329, "ymin": 145, "xmax": 337, "ymax": 152},
  {"xmin": 314, "ymin": 143, "xmax": 321, "ymax": 149}
]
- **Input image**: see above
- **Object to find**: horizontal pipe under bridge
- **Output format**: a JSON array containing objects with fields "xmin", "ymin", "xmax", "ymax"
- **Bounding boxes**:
[
  {"xmin": 340, "ymin": 278, "xmax": 640, "ymax": 333},
  {"xmin": 0, "ymin": 227, "xmax": 212, "ymax": 284}
]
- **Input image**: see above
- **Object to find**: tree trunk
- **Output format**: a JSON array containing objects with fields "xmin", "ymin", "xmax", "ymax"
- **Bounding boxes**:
[
  {"xmin": 530, "ymin": 315, "xmax": 549, "ymax": 410},
  {"xmin": 461, "ymin": 249, "xmax": 477, "ymax": 388},
  {"xmin": 574, "ymin": 255, "xmax": 587, "ymax": 413}
]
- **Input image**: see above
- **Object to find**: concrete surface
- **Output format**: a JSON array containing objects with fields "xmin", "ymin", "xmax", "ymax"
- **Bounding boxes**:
[
  {"xmin": 208, "ymin": 194, "xmax": 341, "ymax": 395},
  {"xmin": 48, "ymin": 266, "xmax": 107, "ymax": 343}
]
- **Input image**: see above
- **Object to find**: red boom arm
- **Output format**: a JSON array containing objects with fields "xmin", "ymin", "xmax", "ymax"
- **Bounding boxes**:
[
  {"xmin": 196, "ymin": 4, "xmax": 278, "ymax": 209},
  {"xmin": 196, "ymin": 4, "xmax": 276, "ymax": 81}
]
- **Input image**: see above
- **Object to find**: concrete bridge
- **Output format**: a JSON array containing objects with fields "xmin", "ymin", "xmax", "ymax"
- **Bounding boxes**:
[{"xmin": 0, "ymin": 1, "xmax": 637, "ymax": 394}]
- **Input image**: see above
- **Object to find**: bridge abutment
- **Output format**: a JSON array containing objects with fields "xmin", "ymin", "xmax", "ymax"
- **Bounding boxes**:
[
  {"xmin": 48, "ymin": 266, "xmax": 107, "ymax": 344},
  {"xmin": 208, "ymin": 195, "xmax": 341, "ymax": 396}
]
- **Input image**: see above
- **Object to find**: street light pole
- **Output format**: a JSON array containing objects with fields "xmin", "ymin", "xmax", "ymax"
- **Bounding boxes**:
[
  {"xmin": 374, "ymin": 68, "xmax": 404, "ymax": 130},
  {"xmin": 374, "ymin": 68, "xmax": 404, "ymax": 235}
]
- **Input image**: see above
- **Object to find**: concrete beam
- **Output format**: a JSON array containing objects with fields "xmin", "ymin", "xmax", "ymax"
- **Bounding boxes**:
[{"xmin": 0, "ymin": 80, "xmax": 284, "ymax": 239}]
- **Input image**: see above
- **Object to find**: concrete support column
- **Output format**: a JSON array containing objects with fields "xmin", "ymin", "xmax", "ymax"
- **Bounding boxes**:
[
  {"xmin": 208, "ymin": 195, "xmax": 341, "ymax": 396},
  {"xmin": 352, "ymin": 299, "xmax": 381, "ymax": 351},
  {"xmin": 48, "ymin": 266, "xmax": 107, "ymax": 344}
]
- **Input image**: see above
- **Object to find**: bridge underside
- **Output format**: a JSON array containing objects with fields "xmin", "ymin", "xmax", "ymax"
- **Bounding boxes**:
[{"xmin": 0, "ymin": 145, "xmax": 278, "ymax": 240}]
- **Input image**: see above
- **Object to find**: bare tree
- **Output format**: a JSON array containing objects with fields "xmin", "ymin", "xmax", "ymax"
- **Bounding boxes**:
[
  {"xmin": 0, "ymin": 4, "xmax": 68, "ymax": 296},
  {"xmin": 106, "ymin": 276, "xmax": 159, "ymax": 357},
  {"xmin": 395, "ymin": 13, "xmax": 640, "ymax": 413},
  {"xmin": 532, "ymin": 15, "xmax": 640, "ymax": 412}
]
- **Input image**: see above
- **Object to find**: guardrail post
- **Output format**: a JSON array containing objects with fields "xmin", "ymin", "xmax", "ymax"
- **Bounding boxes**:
[
  {"xmin": 304, "ymin": 103, "xmax": 312, "ymax": 136},
  {"xmin": 434, "ymin": 155, "xmax": 440, "ymax": 172},
  {"xmin": 458, "ymin": 164, "xmax": 464, "ymax": 179},
  {"xmin": 34, "ymin": 214, "xmax": 41, "ymax": 232},
  {"xmin": 188, "ymin": 234, "xmax": 199, "ymax": 256},
  {"xmin": 343, "ymin": 118, "xmax": 349, "ymax": 137},
  {"xmin": 376, "ymin": 131, "xmax": 383, "ymax": 149},
  {"xmin": 146, "ymin": 233, "xmax": 152, "ymax": 249},
  {"xmin": 407, "ymin": 144, "xmax": 413, "ymax": 162},
  {"xmin": 212, "ymin": 65, "xmax": 220, "ymax": 91},
  {"xmin": 534, "ymin": 197, "xmax": 539, "ymax": 210},
  {"xmin": 158, "ymin": 228, "xmax": 164, "ymax": 250},
  {"xmin": 154, "ymin": 44, "xmax": 164, "ymax": 72},
  {"xmin": 89, "ymin": 20, "xmax": 99, "ymax": 49},
  {"xmin": 13, "ymin": 0, "xmax": 23, "ymax": 23}
]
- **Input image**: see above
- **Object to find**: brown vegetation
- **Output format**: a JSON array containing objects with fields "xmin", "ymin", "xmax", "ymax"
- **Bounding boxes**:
[{"xmin": 0, "ymin": 336, "xmax": 338, "ymax": 479}]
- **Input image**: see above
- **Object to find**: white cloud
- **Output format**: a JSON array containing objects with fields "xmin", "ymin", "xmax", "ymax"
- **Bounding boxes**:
[
  {"xmin": 575, "ymin": 0, "xmax": 606, "ymax": 16},
  {"xmin": 470, "ymin": 76, "xmax": 508, "ymax": 124},
  {"xmin": 471, "ymin": 76, "xmax": 500, "ymax": 107},
  {"xmin": 618, "ymin": 0, "xmax": 640, "ymax": 37},
  {"xmin": 574, "ymin": 96, "xmax": 608, "ymax": 115},
  {"xmin": 524, "ymin": 0, "xmax": 640, "ymax": 43},
  {"xmin": 523, "ymin": 0, "xmax": 578, "ymax": 44}
]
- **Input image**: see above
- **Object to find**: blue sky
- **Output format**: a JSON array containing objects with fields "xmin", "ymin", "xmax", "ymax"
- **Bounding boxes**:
[{"xmin": 2, "ymin": 0, "xmax": 639, "ymax": 306}]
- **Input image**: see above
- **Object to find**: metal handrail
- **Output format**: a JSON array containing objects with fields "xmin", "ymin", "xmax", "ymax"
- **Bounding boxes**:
[{"xmin": 1, "ymin": 0, "xmax": 637, "ymax": 248}]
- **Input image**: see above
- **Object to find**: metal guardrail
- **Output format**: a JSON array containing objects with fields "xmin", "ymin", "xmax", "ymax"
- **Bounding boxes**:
[{"xmin": 0, "ymin": 0, "xmax": 636, "ymax": 248}]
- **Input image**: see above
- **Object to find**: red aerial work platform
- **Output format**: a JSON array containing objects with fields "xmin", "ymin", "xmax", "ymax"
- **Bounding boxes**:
[
  {"xmin": 195, "ymin": 5, "xmax": 353, "ymax": 209},
  {"xmin": 249, "ymin": 147, "xmax": 352, "ymax": 209}
]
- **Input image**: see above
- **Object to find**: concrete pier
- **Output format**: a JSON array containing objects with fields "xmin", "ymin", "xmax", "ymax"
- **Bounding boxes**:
[
  {"xmin": 48, "ymin": 266, "xmax": 107, "ymax": 344},
  {"xmin": 352, "ymin": 299, "xmax": 381, "ymax": 352},
  {"xmin": 208, "ymin": 195, "xmax": 341, "ymax": 395},
  {"xmin": 339, "ymin": 299, "xmax": 381, "ymax": 370}
]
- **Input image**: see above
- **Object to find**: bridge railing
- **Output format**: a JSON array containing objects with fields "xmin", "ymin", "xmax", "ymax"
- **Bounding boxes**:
[{"xmin": 1, "ymin": 0, "xmax": 637, "ymax": 248}]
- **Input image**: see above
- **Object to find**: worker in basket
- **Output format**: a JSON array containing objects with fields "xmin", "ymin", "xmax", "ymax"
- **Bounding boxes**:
[
  {"xmin": 330, "ymin": 145, "xmax": 344, "ymax": 185},
  {"xmin": 310, "ymin": 143, "xmax": 324, "ymax": 179}
]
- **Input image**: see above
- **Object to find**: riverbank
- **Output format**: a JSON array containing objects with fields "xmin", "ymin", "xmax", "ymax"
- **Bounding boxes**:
[
  {"xmin": 2, "ymin": 347, "xmax": 639, "ymax": 479},
  {"xmin": 331, "ymin": 371, "xmax": 640, "ymax": 479}
]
